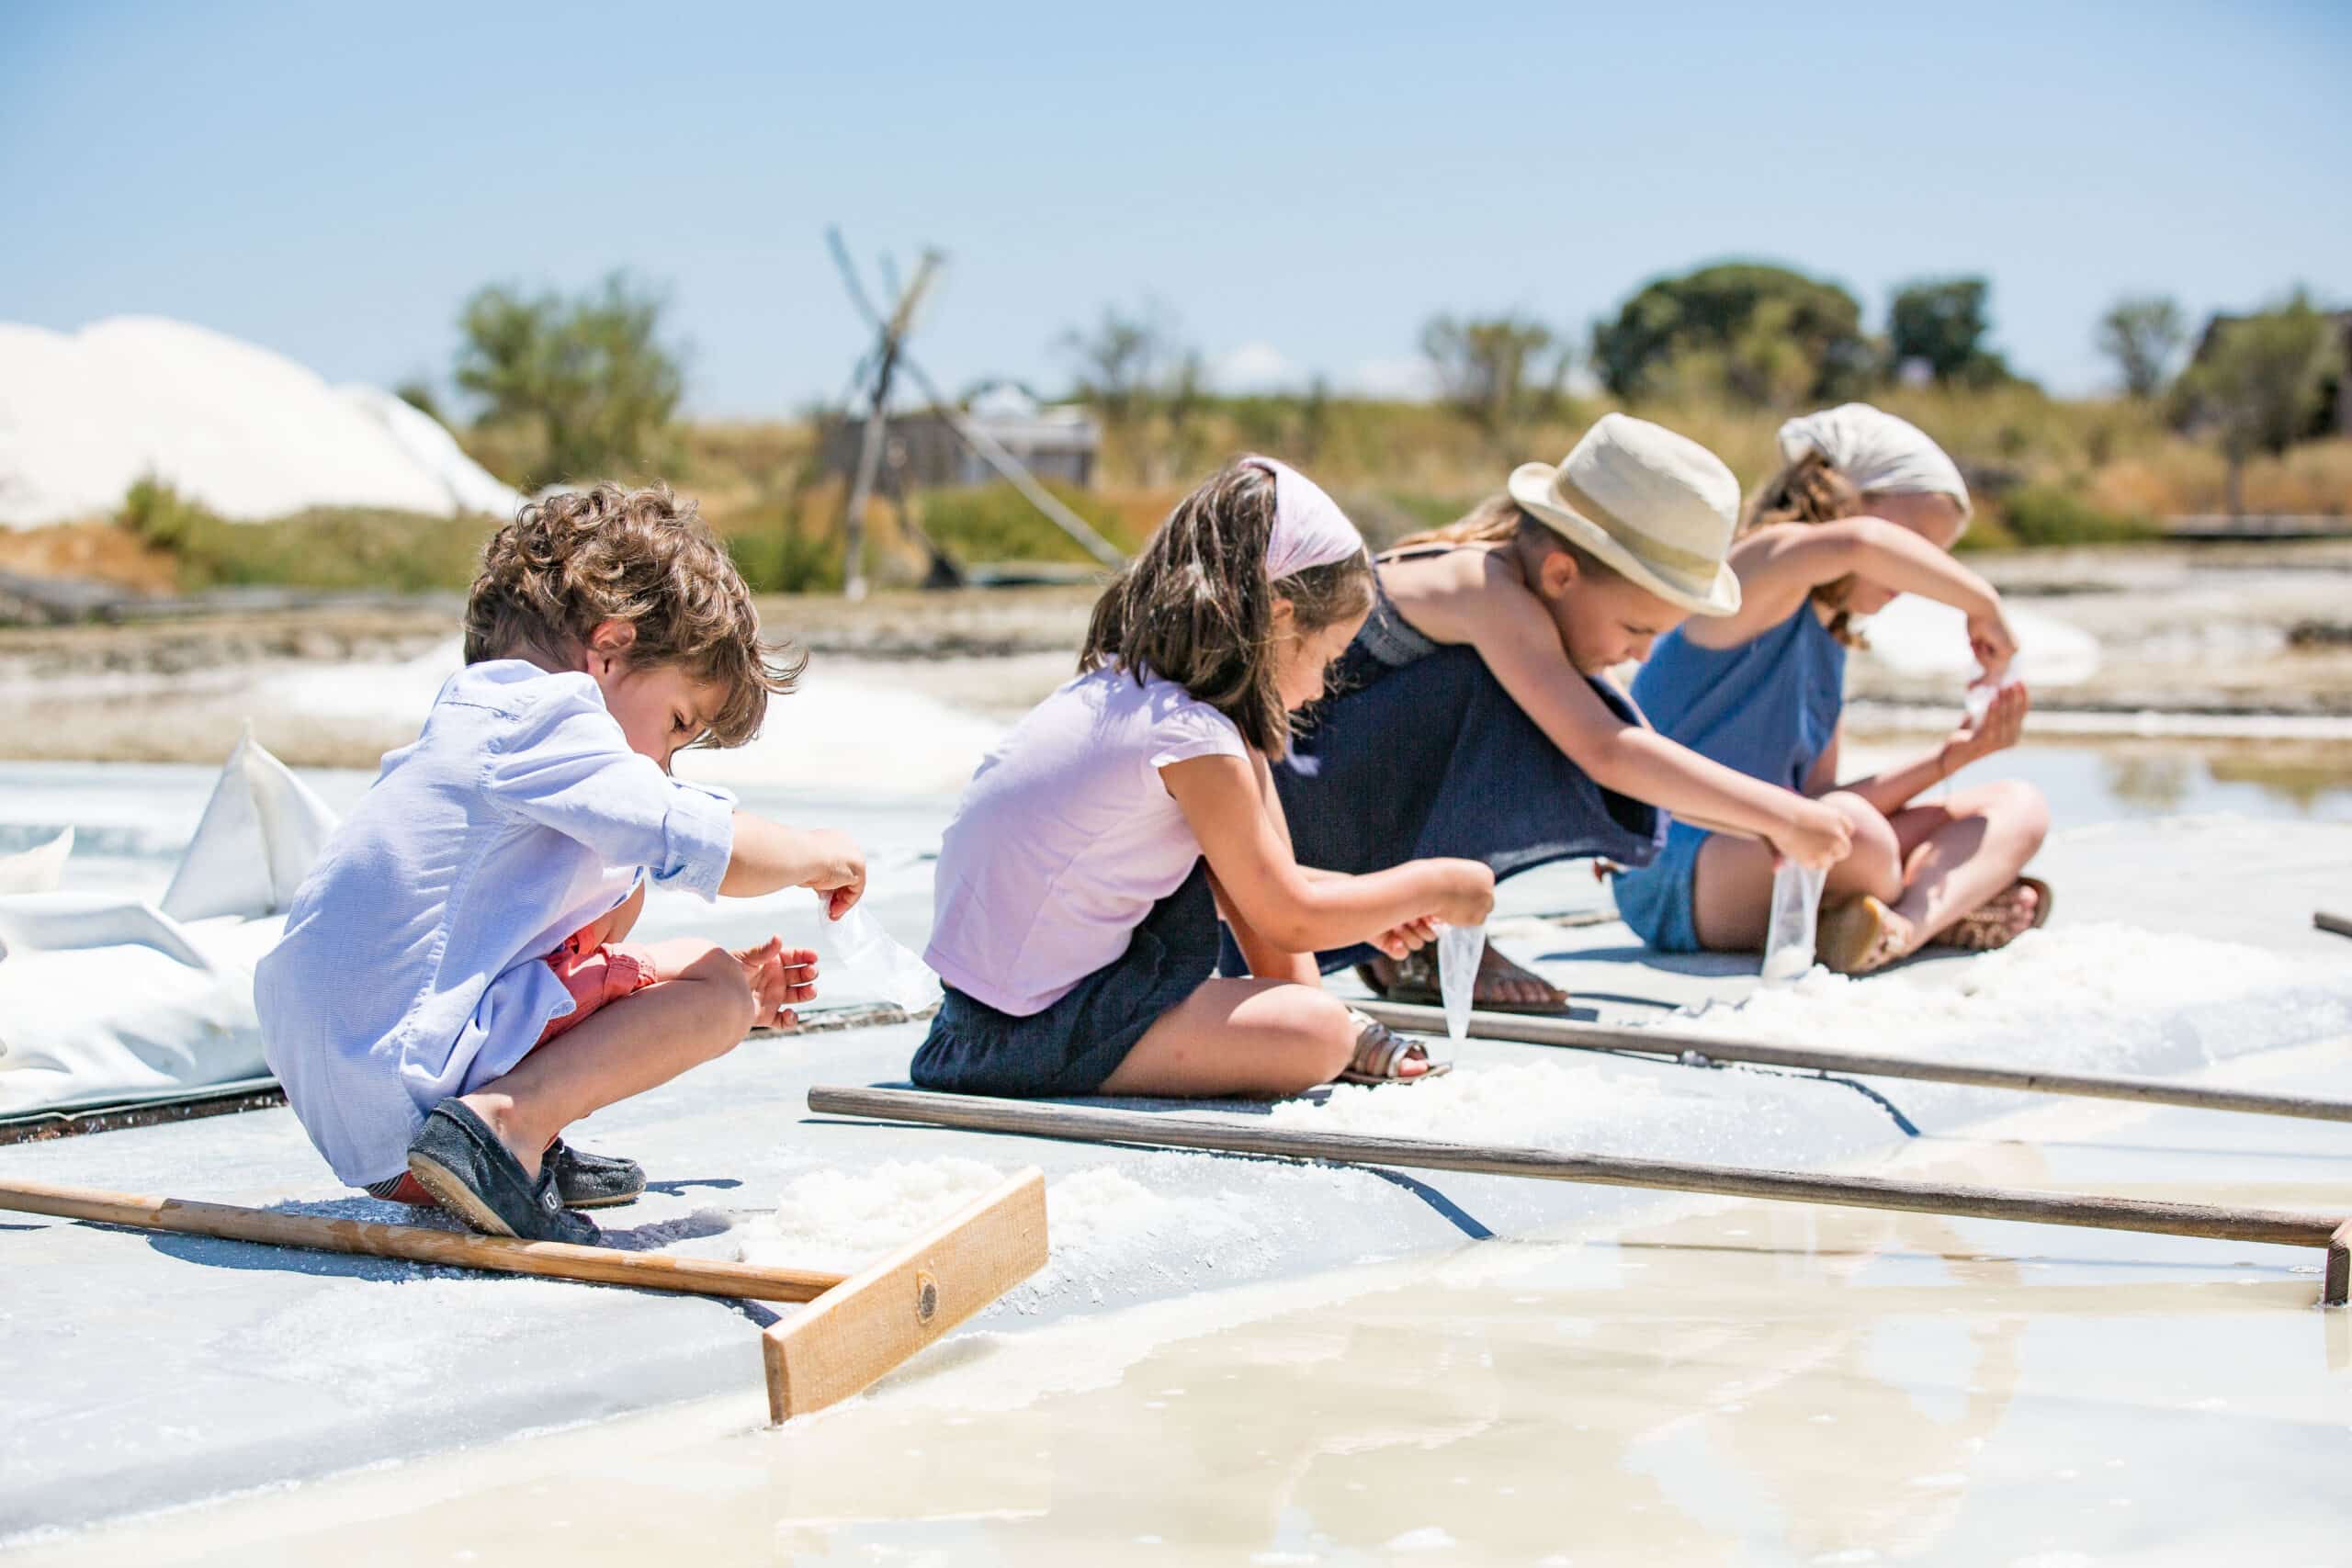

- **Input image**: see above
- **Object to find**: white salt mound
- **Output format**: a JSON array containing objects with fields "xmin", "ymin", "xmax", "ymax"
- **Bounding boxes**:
[
  {"xmin": 0, "ymin": 316, "xmax": 521, "ymax": 527},
  {"xmin": 1672, "ymin": 923, "xmax": 2352, "ymax": 1073},
  {"xmin": 255, "ymin": 640, "xmax": 1005, "ymax": 798},
  {"xmin": 1854, "ymin": 594, "xmax": 2100, "ymax": 687}
]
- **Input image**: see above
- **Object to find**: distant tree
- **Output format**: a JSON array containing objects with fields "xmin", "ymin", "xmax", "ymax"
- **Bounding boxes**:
[
  {"xmin": 454, "ymin": 272, "xmax": 684, "ymax": 490},
  {"xmin": 2175, "ymin": 289, "xmax": 2344, "ymax": 515},
  {"xmin": 1419, "ymin": 312, "xmax": 1565, "ymax": 434},
  {"xmin": 1057, "ymin": 302, "xmax": 1175, "ymax": 427},
  {"xmin": 1591, "ymin": 263, "xmax": 1872, "ymax": 407},
  {"xmin": 2095, "ymin": 296, "xmax": 2188, "ymax": 399},
  {"xmin": 1887, "ymin": 276, "xmax": 2012, "ymax": 387}
]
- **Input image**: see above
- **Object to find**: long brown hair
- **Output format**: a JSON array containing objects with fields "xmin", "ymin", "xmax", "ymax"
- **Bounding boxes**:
[
  {"xmin": 1395, "ymin": 494, "xmax": 1623, "ymax": 587},
  {"xmin": 1080, "ymin": 458, "xmax": 1372, "ymax": 757},
  {"xmin": 1740, "ymin": 450, "xmax": 1868, "ymax": 648}
]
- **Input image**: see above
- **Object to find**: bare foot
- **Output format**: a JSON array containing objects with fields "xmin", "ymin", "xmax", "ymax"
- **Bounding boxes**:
[
  {"xmin": 1820, "ymin": 896, "xmax": 1918, "ymax": 976},
  {"xmin": 1474, "ymin": 945, "xmax": 1566, "ymax": 1010},
  {"xmin": 1358, "ymin": 946, "xmax": 1567, "ymax": 1011},
  {"xmin": 1939, "ymin": 882, "xmax": 2042, "ymax": 952}
]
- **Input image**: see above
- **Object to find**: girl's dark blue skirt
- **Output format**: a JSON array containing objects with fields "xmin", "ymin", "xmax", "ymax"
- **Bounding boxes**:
[
  {"xmin": 911, "ymin": 861, "xmax": 1219, "ymax": 1098},
  {"xmin": 1231, "ymin": 581, "xmax": 1668, "ymax": 976}
]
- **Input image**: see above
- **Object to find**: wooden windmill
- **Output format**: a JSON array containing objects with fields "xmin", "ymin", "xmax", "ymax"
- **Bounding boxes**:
[{"xmin": 830, "ymin": 228, "xmax": 1125, "ymax": 599}]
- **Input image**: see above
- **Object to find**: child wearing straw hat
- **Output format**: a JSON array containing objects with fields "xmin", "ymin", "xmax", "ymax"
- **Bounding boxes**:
[
  {"xmin": 914, "ymin": 456, "xmax": 1493, "ymax": 1100},
  {"xmin": 1232, "ymin": 413, "xmax": 1853, "ymax": 1013},
  {"xmin": 1612, "ymin": 403, "xmax": 2051, "ymax": 975}
]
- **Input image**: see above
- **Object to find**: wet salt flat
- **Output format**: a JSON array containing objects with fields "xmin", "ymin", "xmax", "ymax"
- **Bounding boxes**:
[
  {"xmin": 4, "ymin": 652, "xmax": 2351, "ymax": 1558},
  {"xmin": 12, "ymin": 1043, "xmax": 2348, "ymax": 1567}
]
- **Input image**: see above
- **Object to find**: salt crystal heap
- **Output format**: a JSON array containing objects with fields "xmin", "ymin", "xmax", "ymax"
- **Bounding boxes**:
[{"xmin": 0, "ymin": 316, "xmax": 522, "ymax": 527}]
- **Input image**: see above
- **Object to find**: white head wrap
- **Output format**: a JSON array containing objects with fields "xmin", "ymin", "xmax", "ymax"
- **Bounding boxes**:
[
  {"xmin": 1249, "ymin": 455, "xmax": 1368, "ymax": 581},
  {"xmin": 1776, "ymin": 403, "xmax": 1972, "ymax": 520}
]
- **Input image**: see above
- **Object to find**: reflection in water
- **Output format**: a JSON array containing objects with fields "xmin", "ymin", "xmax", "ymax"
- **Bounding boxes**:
[{"xmin": 2101, "ymin": 753, "xmax": 2196, "ymax": 813}]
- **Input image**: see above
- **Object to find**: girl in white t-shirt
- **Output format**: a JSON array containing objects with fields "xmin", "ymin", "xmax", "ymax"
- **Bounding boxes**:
[{"xmin": 917, "ymin": 456, "xmax": 1495, "ymax": 1100}]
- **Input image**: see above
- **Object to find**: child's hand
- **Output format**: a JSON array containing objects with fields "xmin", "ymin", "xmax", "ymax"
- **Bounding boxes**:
[
  {"xmin": 1967, "ymin": 604, "xmax": 2019, "ymax": 682},
  {"xmin": 1430, "ymin": 859, "xmax": 1497, "ymax": 929},
  {"xmin": 1770, "ymin": 798, "xmax": 1853, "ymax": 870},
  {"xmin": 1950, "ymin": 680, "xmax": 2030, "ymax": 764},
  {"xmin": 732, "ymin": 937, "xmax": 820, "ymax": 1030},
  {"xmin": 796, "ymin": 829, "xmax": 868, "ymax": 919},
  {"xmin": 1372, "ymin": 916, "xmax": 1438, "ymax": 960}
]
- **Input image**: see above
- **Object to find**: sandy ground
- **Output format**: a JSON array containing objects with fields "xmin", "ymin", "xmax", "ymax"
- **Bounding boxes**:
[{"xmin": 2, "ymin": 541, "xmax": 2349, "ymax": 768}]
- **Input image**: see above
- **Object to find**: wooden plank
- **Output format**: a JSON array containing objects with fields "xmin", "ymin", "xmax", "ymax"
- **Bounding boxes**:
[
  {"xmin": 2316, "ymin": 910, "xmax": 2352, "ymax": 941},
  {"xmin": 2328, "ymin": 1219, "xmax": 2351, "ymax": 1308},
  {"xmin": 0, "ymin": 1177, "xmax": 845, "ymax": 1303},
  {"xmin": 1357, "ymin": 999, "xmax": 2352, "ymax": 1124},
  {"xmin": 808, "ymin": 1085, "xmax": 2348, "ymax": 1263},
  {"xmin": 763, "ymin": 1167, "xmax": 1048, "ymax": 1422}
]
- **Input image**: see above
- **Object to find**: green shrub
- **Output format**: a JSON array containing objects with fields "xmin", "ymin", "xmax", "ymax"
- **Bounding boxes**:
[
  {"xmin": 727, "ymin": 525, "xmax": 843, "ymax": 595},
  {"xmin": 119, "ymin": 479, "xmax": 493, "ymax": 592},
  {"xmin": 911, "ymin": 481, "xmax": 1135, "ymax": 564},
  {"xmin": 1992, "ymin": 483, "xmax": 2159, "ymax": 547}
]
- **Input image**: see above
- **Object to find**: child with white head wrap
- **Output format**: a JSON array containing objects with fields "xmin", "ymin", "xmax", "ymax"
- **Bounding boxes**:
[
  {"xmin": 1615, "ymin": 401, "xmax": 2052, "ymax": 978},
  {"xmin": 1776, "ymin": 403, "xmax": 1972, "ymax": 522}
]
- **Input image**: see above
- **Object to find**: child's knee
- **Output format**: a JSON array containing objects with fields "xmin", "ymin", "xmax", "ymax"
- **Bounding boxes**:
[
  {"xmin": 1987, "ymin": 778, "xmax": 2051, "ymax": 853},
  {"xmin": 1265, "ymin": 988, "xmax": 1358, "ymax": 1089},
  {"xmin": 676, "ymin": 943, "xmax": 759, "ymax": 1046},
  {"xmin": 1825, "ymin": 792, "xmax": 1902, "ymax": 886}
]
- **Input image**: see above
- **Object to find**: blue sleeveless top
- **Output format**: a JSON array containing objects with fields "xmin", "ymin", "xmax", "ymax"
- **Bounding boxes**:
[
  {"xmin": 1631, "ymin": 604, "xmax": 1847, "ymax": 793},
  {"xmin": 1611, "ymin": 605, "xmax": 1845, "ymax": 952}
]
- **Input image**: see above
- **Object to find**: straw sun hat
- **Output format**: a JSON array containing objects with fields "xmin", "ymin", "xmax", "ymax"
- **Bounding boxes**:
[{"xmin": 1505, "ymin": 413, "xmax": 1743, "ymax": 616}]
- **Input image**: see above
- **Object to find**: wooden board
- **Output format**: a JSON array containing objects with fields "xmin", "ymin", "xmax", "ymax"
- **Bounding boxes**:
[
  {"xmin": 762, "ymin": 1167, "xmax": 1048, "ymax": 1422},
  {"xmin": 2329, "ymin": 1219, "xmax": 2351, "ymax": 1309},
  {"xmin": 1356, "ymin": 999, "xmax": 2352, "ymax": 1123},
  {"xmin": 2316, "ymin": 910, "xmax": 2352, "ymax": 941},
  {"xmin": 0, "ymin": 1177, "xmax": 845, "ymax": 1303},
  {"xmin": 809, "ymin": 1086, "xmax": 2352, "ymax": 1302}
]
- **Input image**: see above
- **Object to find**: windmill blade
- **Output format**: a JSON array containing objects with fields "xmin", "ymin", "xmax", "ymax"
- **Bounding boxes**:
[{"xmin": 827, "ymin": 226, "xmax": 887, "ymax": 334}]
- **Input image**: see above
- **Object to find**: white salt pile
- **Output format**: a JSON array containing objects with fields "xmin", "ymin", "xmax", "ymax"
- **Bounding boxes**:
[
  {"xmin": 1671, "ymin": 923, "xmax": 2352, "ymax": 1074},
  {"xmin": 1854, "ymin": 594, "xmax": 2100, "ymax": 688},
  {"xmin": 0, "ymin": 316, "xmax": 521, "ymax": 527},
  {"xmin": 738, "ymin": 1156, "xmax": 1386, "ymax": 1306},
  {"xmin": 254, "ymin": 639, "xmax": 1006, "ymax": 798}
]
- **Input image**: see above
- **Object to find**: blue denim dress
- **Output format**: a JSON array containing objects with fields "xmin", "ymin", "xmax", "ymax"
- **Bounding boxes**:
[
  {"xmin": 1230, "ymin": 565, "xmax": 1668, "ymax": 976},
  {"xmin": 1611, "ymin": 606, "xmax": 1847, "ymax": 952}
]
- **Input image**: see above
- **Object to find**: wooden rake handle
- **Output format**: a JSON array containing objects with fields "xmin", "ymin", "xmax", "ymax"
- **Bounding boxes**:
[{"xmin": 0, "ymin": 1177, "xmax": 845, "ymax": 1303}]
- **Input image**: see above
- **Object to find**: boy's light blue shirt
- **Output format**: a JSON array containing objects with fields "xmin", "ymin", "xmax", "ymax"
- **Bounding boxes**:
[{"xmin": 254, "ymin": 660, "xmax": 736, "ymax": 1184}]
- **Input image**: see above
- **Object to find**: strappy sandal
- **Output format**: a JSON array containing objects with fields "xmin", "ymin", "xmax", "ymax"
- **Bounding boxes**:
[
  {"xmin": 1817, "ymin": 895, "xmax": 1907, "ymax": 977},
  {"xmin": 1939, "ymin": 876, "xmax": 2054, "ymax": 953},
  {"xmin": 1351, "ymin": 946, "xmax": 1569, "ymax": 1016},
  {"xmin": 1336, "ymin": 1010, "xmax": 1451, "ymax": 1085}
]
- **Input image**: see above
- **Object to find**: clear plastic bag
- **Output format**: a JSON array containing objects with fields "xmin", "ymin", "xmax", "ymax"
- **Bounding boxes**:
[
  {"xmin": 813, "ymin": 896, "xmax": 944, "ymax": 1014},
  {"xmin": 1759, "ymin": 862, "xmax": 1826, "ymax": 984},
  {"xmin": 1436, "ymin": 923, "xmax": 1486, "ymax": 1045},
  {"xmin": 1964, "ymin": 671, "xmax": 2022, "ymax": 726}
]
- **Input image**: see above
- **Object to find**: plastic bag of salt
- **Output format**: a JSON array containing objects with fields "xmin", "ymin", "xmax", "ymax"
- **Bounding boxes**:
[
  {"xmin": 1759, "ymin": 862, "xmax": 1826, "ymax": 984},
  {"xmin": 1436, "ymin": 923, "xmax": 1485, "ymax": 1045},
  {"xmin": 814, "ymin": 896, "xmax": 944, "ymax": 1014}
]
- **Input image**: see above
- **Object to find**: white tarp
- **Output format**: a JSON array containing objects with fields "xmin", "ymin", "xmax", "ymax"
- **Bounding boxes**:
[
  {"xmin": 0, "ymin": 733, "xmax": 336, "ymax": 1116},
  {"xmin": 0, "ymin": 316, "xmax": 523, "ymax": 528}
]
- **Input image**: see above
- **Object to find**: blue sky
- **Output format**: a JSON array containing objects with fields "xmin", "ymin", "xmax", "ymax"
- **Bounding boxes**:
[{"xmin": 5, "ymin": 1, "xmax": 2347, "ymax": 416}]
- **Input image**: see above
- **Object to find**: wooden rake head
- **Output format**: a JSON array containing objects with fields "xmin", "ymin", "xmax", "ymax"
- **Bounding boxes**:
[{"xmin": 763, "ymin": 1167, "xmax": 1049, "ymax": 1422}]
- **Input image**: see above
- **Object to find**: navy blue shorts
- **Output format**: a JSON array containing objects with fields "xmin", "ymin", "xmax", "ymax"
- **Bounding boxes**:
[{"xmin": 910, "ymin": 862, "xmax": 1219, "ymax": 1098}]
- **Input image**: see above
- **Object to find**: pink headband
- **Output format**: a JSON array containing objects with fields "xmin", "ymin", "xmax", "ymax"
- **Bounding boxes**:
[{"xmin": 1249, "ymin": 455, "xmax": 1367, "ymax": 582}]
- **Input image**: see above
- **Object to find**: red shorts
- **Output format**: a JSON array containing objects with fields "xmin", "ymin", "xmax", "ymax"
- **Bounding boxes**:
[{"xmin": 368, "ymin": 926, "xmax": 657, "ymax": 1206}]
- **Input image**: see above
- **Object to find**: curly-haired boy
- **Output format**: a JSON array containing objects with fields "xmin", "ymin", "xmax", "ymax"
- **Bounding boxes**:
[{"xmin": 256, "ymin": 484, "xmax": 865, "ymax": 1242}]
